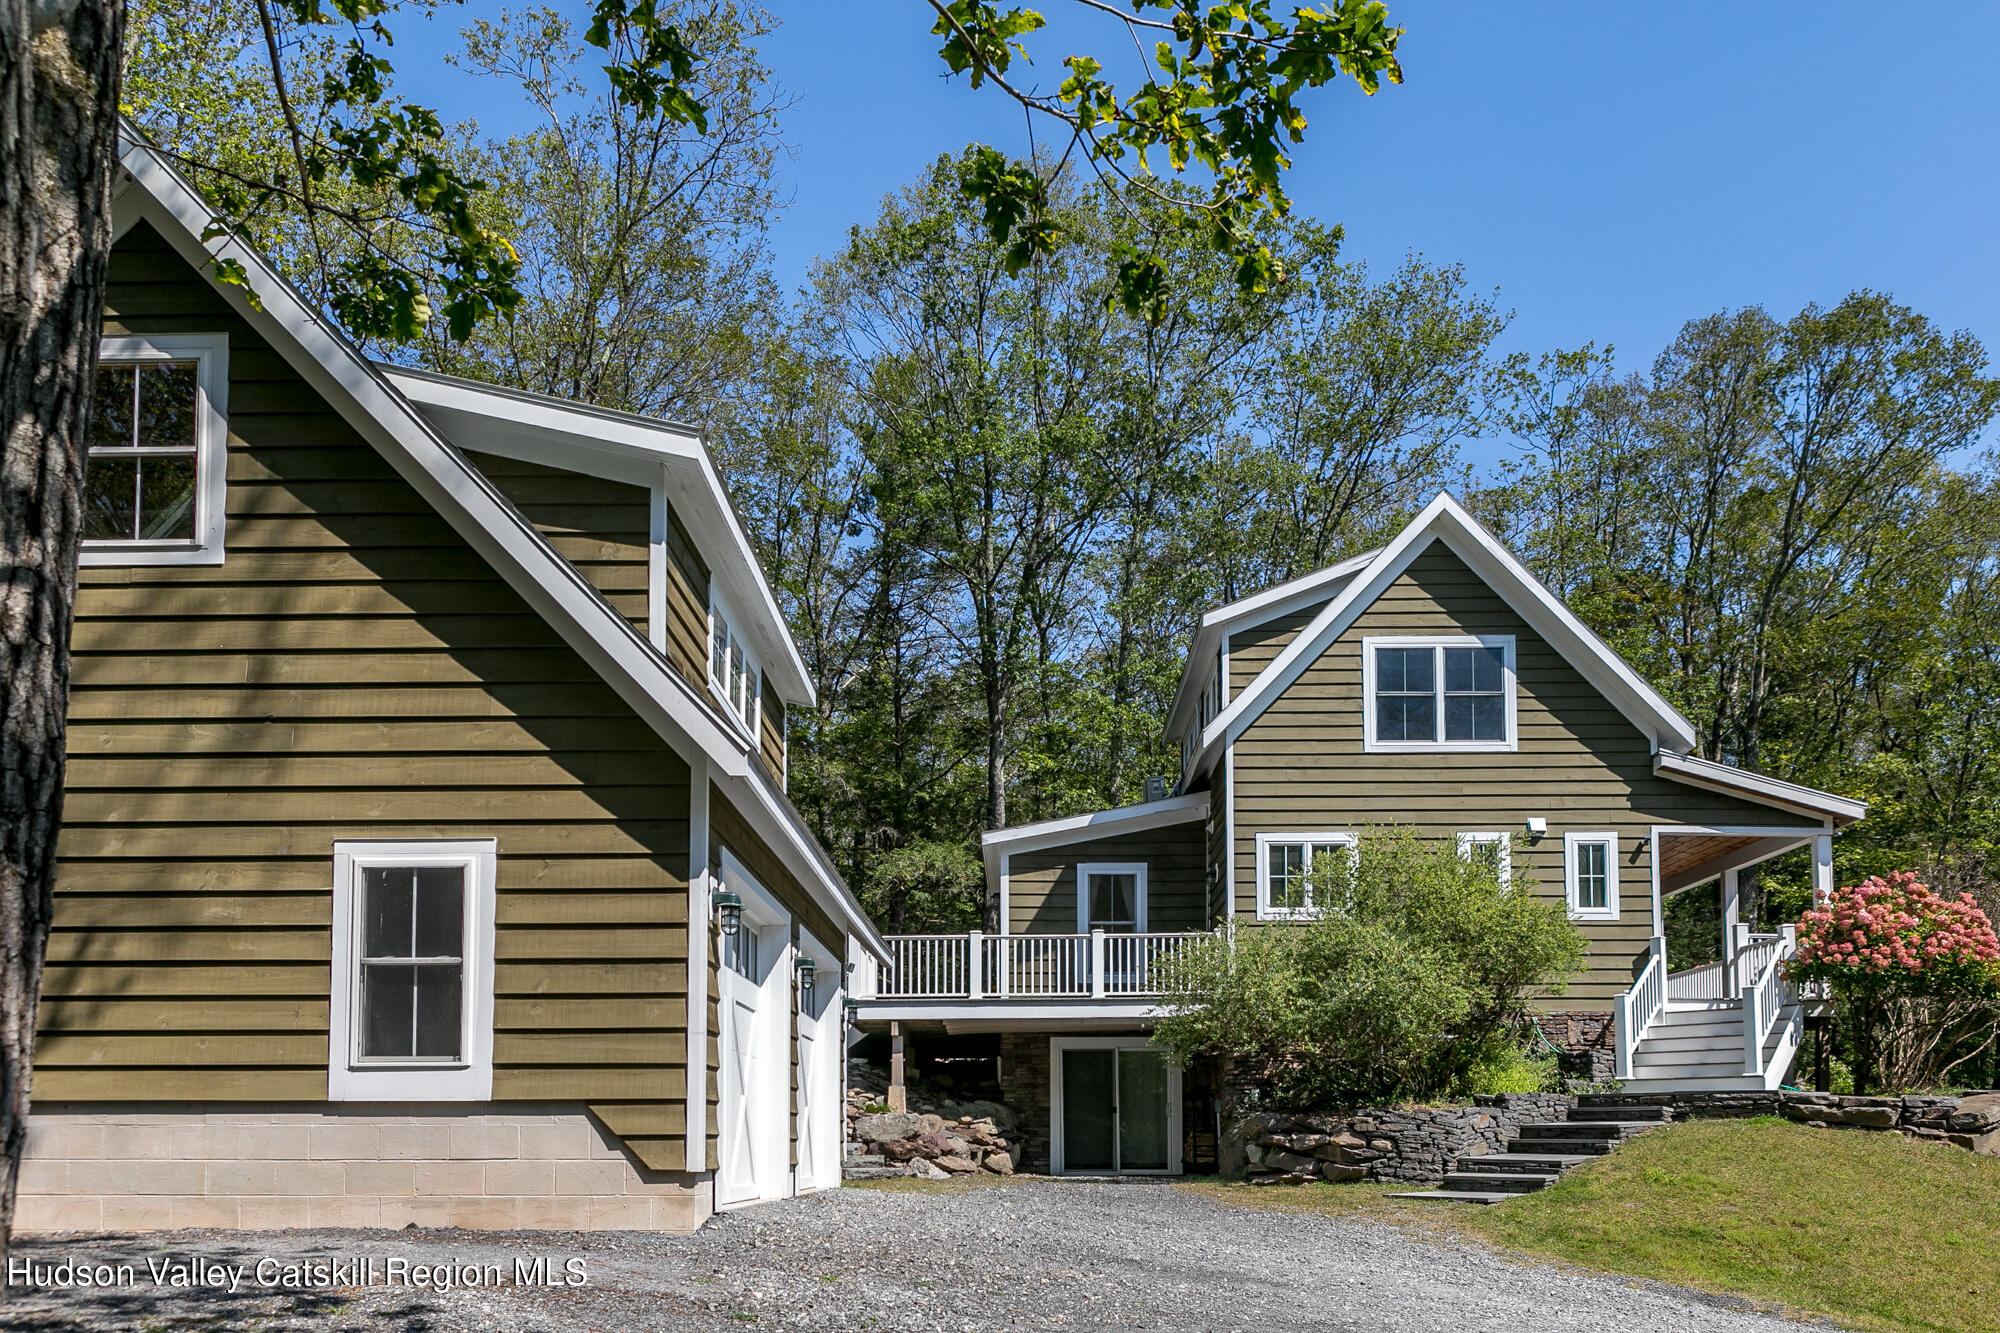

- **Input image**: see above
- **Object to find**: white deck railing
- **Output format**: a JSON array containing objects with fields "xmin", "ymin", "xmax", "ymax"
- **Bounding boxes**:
[
  {"xmin": 1666, "ymin": 958, "xmax": 1727, "ymax": 1001},
  {"xmin": 1613, "ymin": 936, "xmax": 1668, "ymax": 1079},
  {"xmin": 866, "ymin": 930, "xmax": 1211, "ymax": 1001}
]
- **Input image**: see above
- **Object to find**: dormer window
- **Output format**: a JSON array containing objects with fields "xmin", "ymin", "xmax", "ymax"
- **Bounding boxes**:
[
  {"xmin": 708, "ymin": 597, "xmax": 759, "ymax": 732},
  {"xmin": 81, "ymin": 334, "xmax": 229, "ymax": 566},
  {"xmin": 1362, "ymin": 636, "xmax": 1517, "ymax": 752}
]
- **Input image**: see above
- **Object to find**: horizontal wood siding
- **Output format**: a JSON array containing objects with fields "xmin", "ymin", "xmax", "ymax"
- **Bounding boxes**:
[
  {"xmin": 663, "ymin": 511, "xmax": 710, "ymax": 686},
  {"xmin": 1005, "ymin": 821, "xmax": 1208, "ymax": 935},
  {"xmin": 47, "ymin": 221, "xmax": 695, "ymax": 1169},
  {"xmin": 1228, "ymin": 606, "xmax": 1318, "ymax": 697},
  {"xmin": 1231, "ymin": 543, "xmax": 1822, "ymax": 1003},
  {"xmin": 759, "ymin": 675, "xmax": 785, "ymax": 787},
  {"xmin": 1207, "ymin": 769, "xmax": 1228, "ymax": 927},
  {"xmin": 461, "ymin": 450, "xmax": 649, "ymax": 639}
]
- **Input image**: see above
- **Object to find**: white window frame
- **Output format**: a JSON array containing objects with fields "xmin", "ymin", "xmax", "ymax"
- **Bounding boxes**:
[
  {"xmin": 81, "ymin": 332, "xmax": 230, "ymax": 567},
  {"xmin": 1564, "ymin": 830, "xmax": 1620, "ymax": 921},
  {"xmin": 328, "ymin": 839, "xmax": 497, "ymax": 1101},
  {"xmin": 1361, "ymin": 635, "xmax": 1518, "ymax": 753},
  {"xmin": 1456, "ymin": 830, "xmax": 1513, "ymax": 888},
  {"xmin": 1253, "ymin": 831, "xmax": 1358, "ymax": 921},
  {"xmin": 706, "ymin": 591, "xmax": 761, "ymax": 736},
  {"xmin": 1075, "ymin": 862, "xmax": 1149, "ymax": 934}
]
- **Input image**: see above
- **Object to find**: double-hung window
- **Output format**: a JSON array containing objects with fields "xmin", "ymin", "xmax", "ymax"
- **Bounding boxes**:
[
  {"xmin": 1254, "ymin": 832, "xmax": 1357, "ymax": 920},
  {"xmin": 1457, "ymin": 831, "xmax": 1513, "ymax": 888},
  {"xmin": 708, "ymin": 599, "xmax": 759, "ymax": 732},
  {"xmin": 1564, "ymin": 831, "xmax": 1620, "ymax": 920},
  {"xmin": 82, "ymin": 333, "xmax": 229, "ymax": 566},
  {"xmin": 329, "ymin": 840, "xmax": 496, "ymax": 1100},
  {"xmin": 1076, "ymin": 863, "xmax": 1147, "ymax": 934},
  {"xmin": 1363, "ymin": 636, "xmax": 1516, "ymax": 752}
]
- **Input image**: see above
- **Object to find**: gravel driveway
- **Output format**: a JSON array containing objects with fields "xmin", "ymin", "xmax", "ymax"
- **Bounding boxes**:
[{"xmin": 1, "ymin": 1178, "xmax": 1808, "ymax": 1332}]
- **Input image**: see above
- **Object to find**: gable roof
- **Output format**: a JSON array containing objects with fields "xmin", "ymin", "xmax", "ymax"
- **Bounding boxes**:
[
  {"xmin": 1161, "ymin": 549, "xmax": 1379, "ymax": 741},
  {"xmin": 1184, "ymin": 491, "xmax": 1864, "ymax": 826},
  {"xmin": 979, "ymin": 793, "xmax": 1207, "ymax": 897},
  {"xmin": 380, "ymin": 365, "xmax": 813, "ymax": 707},
  {"xmin": 111, "ymin": 128, "xmax": 882, "ymax": 957},
  {"xmin": 1191, "ymin": 492, "xmax": 1700, "ymax": 776}
]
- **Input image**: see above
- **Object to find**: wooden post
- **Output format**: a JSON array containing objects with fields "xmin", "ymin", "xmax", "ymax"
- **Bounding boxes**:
[
  {"xmin": 1721, "ymin": 867, "xmax": 1741, "ymax": 998},
  {"xmin": 1813, "ymin": 834, "xmax": 1835, "ymax": 906},
  {"xmin": 967, "ymin": 930, "xmax": 984, "ymax": 1000},
  {"xmin": 887, "ymin": 1021, "xmax": 907, "ymax": 1113}
]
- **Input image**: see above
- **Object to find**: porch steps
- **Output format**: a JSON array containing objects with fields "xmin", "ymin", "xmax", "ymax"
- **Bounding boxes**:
[{"xmin": 1386, "ymin": 1103, "xmax": 1671, "ymax": 1205}]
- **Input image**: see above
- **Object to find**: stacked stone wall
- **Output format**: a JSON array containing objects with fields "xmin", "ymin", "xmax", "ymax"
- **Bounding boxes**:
[{"xmin": 1225, "ymin": 1094, "xmax": 1571, "ymax": 1185}]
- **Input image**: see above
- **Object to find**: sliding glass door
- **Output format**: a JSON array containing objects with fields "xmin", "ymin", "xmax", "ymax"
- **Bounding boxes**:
[{"xmin": 1054, "ymin": 1041, "xmax": 1179, "ymax": 1174}]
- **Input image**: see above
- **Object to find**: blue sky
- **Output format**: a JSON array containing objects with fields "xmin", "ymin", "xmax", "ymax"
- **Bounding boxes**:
[{"xmin": 398, "ymin": 2, "xmax": 2000, "ymax": 448}]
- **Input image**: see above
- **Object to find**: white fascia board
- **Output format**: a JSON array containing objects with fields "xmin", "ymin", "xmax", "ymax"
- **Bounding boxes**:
[
  {"xmin": 977, "ymin": 794, "xmax": 1208, "ymax": 877},
  {"xmin": 726, "ymin": 761, "xmax": 890, "ymax": 962},
  {"xmin": 851, "ymin": 1000, "xmax": 1168, "ymax": 1028},
  {"xmin": 114, "ymin": 137, "xmax": 895, "ymax": 959},
  {"xmin": 1654, "ymin": 752, "xmax": 1867, "ymax": 824},
  {"xmin": 1191, "ymin": 492, "xmax": 1700, "ymax": 779},
  {"xmin": 1161, "ymin": 553, "xmax": 1376, "ymax": 741},
  {"xmin": 381, "ymin": 366, "xmax": 815, "ymax": 709}
]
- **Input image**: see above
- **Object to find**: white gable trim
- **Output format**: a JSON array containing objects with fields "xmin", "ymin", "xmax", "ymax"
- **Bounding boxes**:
[
  {"xmin": 1194, "ymin": 493, "xmax": 1700, "ymax": 775},
  {"xmin": 979, "ymin": 794, "xmax": 1206, "ymax": 899},
  {"xmin": 1162, "ymin": 551, "xmax": 1376, "ymax": 740},
  {"xmin": 115, "ymin": 132, "xmax": 884, "ymax": 960}
]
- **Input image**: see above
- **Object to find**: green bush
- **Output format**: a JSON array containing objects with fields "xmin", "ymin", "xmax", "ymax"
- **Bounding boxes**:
[
  {"xmin": 1151, "ymin": 828, "xmax": 1585, "ymax": 1109},
  {"xmin": 1464, "ymin": 1043, "xmax": 1560, "ymax": 1095}
]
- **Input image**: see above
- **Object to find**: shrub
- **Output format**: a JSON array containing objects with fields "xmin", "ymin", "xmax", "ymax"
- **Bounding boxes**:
[
  {"xmin": 1151, "ymin": 829, "xmax": 1585, "ymax": 1109},
  {"xmin": 1790, "ymin": 871, "xmax": 2000, "ymax": 1092},
  {"xmin": 1463, "ymin": 1043, "xmax": 1560, "ymax": 1095}
]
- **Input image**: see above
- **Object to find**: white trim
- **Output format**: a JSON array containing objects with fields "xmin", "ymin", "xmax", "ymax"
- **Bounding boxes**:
[
  {"xmin": 706, "ymin": 585, "xmax": 762, "ymax": 738},
  {"xmin": 648, "ymin": 483, "xmax": 670, "ymax": 653},
  {"xmin": 1048, "ymin": 1037, "xmax": 1183, "ymax": 1176},
  {"xmin": 328, "ymin": 839, "xmax": 497, "ymax": 1102},
  {"xmin": 1193, "ymin": 493, "xmax": 1701, "ymax": 778},
  {"xmin": 381, "ymin": 363, "xmax": 814, "ymax": 707},
  {"xmin": 1162, "ymin": 550, "xmax": 1378, "ymax": 741},
  {"xmin": 852, "ymin": 999, "xmax": 1169, "ymax": 1027},
  {"xmin": 80, "ymin": 332, "xmax": 229, "ymax": 567},
  {"xmin": 1653, "ymin": 751, "xmax": 1866, "ymax": 824},
  {"xmin": 114, "ymin": 131, "xmax": 885, "ymax": 964},
  {"xmin": 1456, "ymin": 831, "xmax": 1513, "ymax": 888},
  {"xmin": 1075, "ymin": 862, "xmax": 1149, "ymax": 934},
  {"xmin": 1252, "ymin": 830, "xmax": 1357, "ymax": 921},
  {"xmin": 685, "ymin": 755, "xmax": 711, "ymax": 1174},
  {"xmin": 1564, "ymin": 831, "xmax": 1620, "ymax": 921},
  {"xmin": 997, "ymin": 852, "xmax": 1012, "ymax": 937},
  {"xmin": 979, "ymin": 794, "xmax": 1205, "ymax": 902},
  {"xmin": 1223, "ymin": 742, "xmax": 1236, "ymax": 920},
  {"xmin": 1361, "ymin": 634, "xmax": 1518, "ymax": 753}
]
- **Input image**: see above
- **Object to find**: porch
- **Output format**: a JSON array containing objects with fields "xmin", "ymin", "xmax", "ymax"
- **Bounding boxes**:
[{"xmin": 1612, "ymin": 825, "xmax": 1835, "ymax": 1091}]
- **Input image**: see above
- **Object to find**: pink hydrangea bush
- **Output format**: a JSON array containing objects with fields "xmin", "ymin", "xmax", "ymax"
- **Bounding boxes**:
[{"xmin": 1790, "ymin": 870, "xmax": 2000, "ymax": 999}]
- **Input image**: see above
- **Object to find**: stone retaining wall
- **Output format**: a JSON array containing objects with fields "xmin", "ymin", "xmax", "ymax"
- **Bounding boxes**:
[
  {"xmin": 1225, "ymin": 1093, "xmax": 1571, "ymax": 1185},
  {"xmin": 1596, "ymin": 1089, "xmax": 2000, "ymax": 1153}
]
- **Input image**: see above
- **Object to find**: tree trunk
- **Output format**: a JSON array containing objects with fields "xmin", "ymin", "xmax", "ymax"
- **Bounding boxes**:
[{"xmin": 0, "ymin": 0, "xmax": 122, "ymax": 1255}]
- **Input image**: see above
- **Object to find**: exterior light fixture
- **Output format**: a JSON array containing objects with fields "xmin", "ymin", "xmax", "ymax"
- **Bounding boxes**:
[
  {"xmin": 794, "ymin": 956, "xmax": 817, "ymax": 1007},
  {"xmin": 712, "ymin": 889, "xmax": 743, "ymax": 937},
  {"xmin": 1525, "ymin": 817, "xmax": 1548, "ymax": 839}
]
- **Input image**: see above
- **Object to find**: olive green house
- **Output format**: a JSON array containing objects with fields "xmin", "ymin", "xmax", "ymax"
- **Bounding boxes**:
[
  {"xmin": 852, "ymin": 493, "xmax": 1864, "ymax": 1176},
  {"xmin": 15, "ymin": 128, "xmax": 884, "ymax": 1232}
]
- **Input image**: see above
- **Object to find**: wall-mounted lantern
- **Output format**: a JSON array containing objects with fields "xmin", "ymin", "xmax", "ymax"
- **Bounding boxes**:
[
  {"xmin": 794, "ymin": 956, "xmax": 817, "ymax": 1008},
  {"xmin": 712, "ymin": 889, "xmax": 743, "ymax": 937}
]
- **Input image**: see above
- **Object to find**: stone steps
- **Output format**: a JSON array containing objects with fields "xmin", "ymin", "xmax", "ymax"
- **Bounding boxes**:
[{"xmin": 1387, "ymin": 1105, "xmax": 1666, "ymax": 1205}]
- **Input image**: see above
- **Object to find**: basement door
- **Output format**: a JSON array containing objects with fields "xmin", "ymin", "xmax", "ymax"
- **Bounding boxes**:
[{"xmin": 1050, "ymin": 1038, "xmax": 1182, "ymax": 1175}]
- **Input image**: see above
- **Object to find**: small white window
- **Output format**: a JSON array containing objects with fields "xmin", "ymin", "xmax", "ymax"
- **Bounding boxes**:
[
  {"xmin": 1565, "ymin": 831, "xmax": 1620, "ymax": 920},
  {"xmin": 707, "ymin": 597, "xmax": 760, "ymax": 732},
  {"xmin": 329, "ymin": 839, "xmax": 496, "ymax": 1101},
  {"xmin": 1456, "ymin": 831, "xmax": 1513, "ymax": 888},
  {"xmin": 1076, "ymin": 862, "xmax": 1148, "ymax": 934},
  {"xmin": 81, "ymin": 333, "xmax": 229, "ymax": 566},
  {"xmin": 1254, "ymin": 832, "xmax": 1357, "ymax": 920},
  {"xmin": 1362, "ymin": 636, "xmax": 1517, "ymax": 752}
]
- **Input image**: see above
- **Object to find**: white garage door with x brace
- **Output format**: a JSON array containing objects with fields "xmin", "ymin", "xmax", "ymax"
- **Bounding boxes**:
[{"xmin": 715, "ymin": 853, "xmax": 791, "ymax": 1209}]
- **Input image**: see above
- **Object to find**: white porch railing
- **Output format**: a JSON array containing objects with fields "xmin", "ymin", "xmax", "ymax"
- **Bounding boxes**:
[
  {"xmin": 866, "ymin": 930, "xmax": 1210, "ymax": 1001},
  {"xmin": 1666, "ymin": 958, "xmax": 1727, "ymax": 1001},
  {"xmin": 1741, "ymin": 925, "xmax": 1798, "ymax": 1077},
  {"xmin": 1613, "ymin": 936, "xmax": 1667, "ymax": 1079}
]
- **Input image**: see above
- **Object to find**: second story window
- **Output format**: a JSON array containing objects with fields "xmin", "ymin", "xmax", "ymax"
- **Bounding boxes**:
[
  {"xmin": 82, "ymin": 333, "xmax": 229, "ymax": 566},
  {"xmin": 708, "ymin": 600, "xmax": 759, "ymax": 732},
  {"xmin": 1363, "ymin": 636, "xmax": 1517, "ymax": 752}
]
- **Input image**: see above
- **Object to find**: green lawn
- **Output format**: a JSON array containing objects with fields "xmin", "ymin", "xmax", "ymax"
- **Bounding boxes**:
[{"xmin": 1189, "ymin": 1117, "xmax": 2000, "ymax": 1333}]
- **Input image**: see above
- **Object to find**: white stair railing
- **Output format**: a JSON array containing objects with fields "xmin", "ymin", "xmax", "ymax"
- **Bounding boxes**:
[
  {"xmin": 1741, "ymin": 926, "xmax": 1797, "ymax": 1077},
  {"xmin": 1613, "ymin": 936, "xmax": 1668, "ymax": 1079},
  {"xmin": 1666, "ymin": 958, "xmax": 1727, "ymax": 1001}
]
